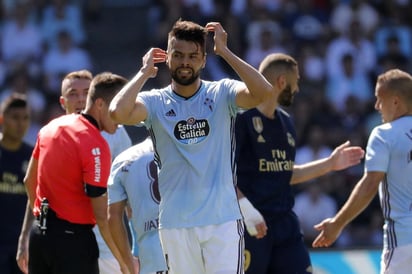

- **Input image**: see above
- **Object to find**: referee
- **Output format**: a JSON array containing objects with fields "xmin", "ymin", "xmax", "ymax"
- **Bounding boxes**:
[{"xmin": 24, "ymin": 72, "xmax": 130, "ymax": 274}]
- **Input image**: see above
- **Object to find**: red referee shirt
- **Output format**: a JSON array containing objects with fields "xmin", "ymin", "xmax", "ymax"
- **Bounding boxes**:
[{"xmin": 32, "ymin": 114, "xmax": 111, "ymax": 224}]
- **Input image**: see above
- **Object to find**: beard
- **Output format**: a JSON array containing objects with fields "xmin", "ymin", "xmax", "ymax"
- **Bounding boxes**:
[
  {"xmin": 277, "ymin": 84, "xmax": 295, "ymax": 107},
  {"xmin": 171, "ymin": 67, "xmax": 201, "ymax": 86}
]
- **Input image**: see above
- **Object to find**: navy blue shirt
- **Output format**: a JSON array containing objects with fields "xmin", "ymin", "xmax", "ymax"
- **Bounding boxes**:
[
  {"xmin": 0, "ymin": 142, "xmax": 33, "ymax": 245},
  {"xmin": 235, "ymin": 108, "xmax": 297, "ymax": 221}
]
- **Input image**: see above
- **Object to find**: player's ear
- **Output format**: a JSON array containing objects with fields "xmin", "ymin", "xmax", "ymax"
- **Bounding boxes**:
[
  {"xmin": 276, "ymin": 74, "xmax": 286, "ymax": 89},
  {"xmin": 59, "ymin": 96, "xmax": 66, "ymax": 110}
]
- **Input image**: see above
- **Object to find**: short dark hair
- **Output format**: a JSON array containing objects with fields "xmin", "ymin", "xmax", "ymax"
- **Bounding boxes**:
[
  {"xmin": 88, "ymin": 72, "xmax": 127, "ymax": 104},
  {"xmin": 377, "ymin": 69, "xmax": 412, "ymax": 104},
  {"xmin": 258, "ymin": 53, "xmax": 298, "ymax": 78},
  {"xmin": 0, "ymin": 93, "xmax": 28, "ymax": 116},
  {"xmin": 63, "ymin": 70, "xmax": 93, "ymax": 82},
  {"xmin": 168, "ymin": 20, "xmax": 208, "ymax": 55}
]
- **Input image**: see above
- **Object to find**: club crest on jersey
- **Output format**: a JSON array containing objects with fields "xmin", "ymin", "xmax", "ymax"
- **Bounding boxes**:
[
  {"xmin": 203, "ymin": 97, "xmax": 214, "ymax": 111},
  {"xmin": 252, "ymin": 116, "xmax": 265, "ymax": 143},
  {"xmin": 287, "ymin": 132, "xmax": 295, "ymax": 147},
  {"xmin": 406, "ymin": 129, "xmax": 412, "ymax": 140},
  {"xmin": 174, "ymin": 117, "xmax": 209, "ymax": 144}
]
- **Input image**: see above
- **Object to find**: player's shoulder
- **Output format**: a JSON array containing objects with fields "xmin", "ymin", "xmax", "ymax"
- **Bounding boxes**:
[
  {"xmin": 113, "ymin": 138, "xmax": 153, "ymax": 165},
  {"xmin": 276, "ymin": 107, "xmax": 291, "ymax": 118}
]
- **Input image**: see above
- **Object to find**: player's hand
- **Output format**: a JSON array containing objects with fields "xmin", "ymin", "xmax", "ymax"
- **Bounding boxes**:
[
  {"xmin": 330, "ymin": 141, "xmax": 365, "ymax": 171},
  {"xmin": 133, "ymin": 256, "xmax": 140, "ymax": 274},
  {"xmin": 239, "ymin": 197, "xmax": 267, "ymax": 239},
  {"xmin": 141, "ymin": 48, "xmax": 167, "ymax": 78},
  {"xmin": 312, "ymin": 218, "xmax": 342, "ymax": 248},
  {"xmin": 205, "ymin": 22, "xmax": 228, "ymax": 56},
  {"xmin": 16, "ymin": 236, "xmax": 29, "ymax": 274}
]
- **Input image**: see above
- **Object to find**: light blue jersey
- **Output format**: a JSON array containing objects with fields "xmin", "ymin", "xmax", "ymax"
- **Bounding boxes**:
[
  {"xmin": 138, "ymin": 79, "xmax": 243, "ymax": 229},
  {"xmin": 108, "ymin": 138, "xmax": 167, "ymax": 274},
  {"xmin": 102, "ymin": 125, "xmax": 132, "ymax": 160},
  {"xmin": 95, "ymin": 125, "xmax": 132, "ymax": 263},
  {"xmin": 365, "ymin": 116, "xmax": 412, "ymax": 249}
]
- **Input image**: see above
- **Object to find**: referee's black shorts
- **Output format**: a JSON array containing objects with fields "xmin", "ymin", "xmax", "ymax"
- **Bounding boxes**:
[{"xmin": 28, "ymin": 209, "xmax": 99, "ymax": 274}]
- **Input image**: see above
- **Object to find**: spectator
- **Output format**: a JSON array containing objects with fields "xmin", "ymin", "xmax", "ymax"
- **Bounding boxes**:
[
  {"xmin": 329, "ymin": 0, "xmax": 380, "ymax": 37},
  {"xmin": 326, "ymin": 53, "xmax": 373, "ymax": 112},
  {"xmin": 1, "ymin": 1, "xmax": 43, "ymax": 78},
  {"xmin": 294, "ymin": 181, "xmax": 337, "ymax": 246},
  {"xmin": 42, "ymin": 30, "xmax": 92, "ymax": 96},
  {"xmin": 40, "ymin": 0, "xmax": 86, "ymax": 49},
  {"xmin": 325, "ymin": 19, "xmax": 377, "ymax": 80}
]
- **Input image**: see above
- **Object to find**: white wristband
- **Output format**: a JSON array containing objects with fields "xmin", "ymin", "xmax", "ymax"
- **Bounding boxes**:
[{"xmin": 239, "ymin": 197, "xmax": 264, "ymax": 236}]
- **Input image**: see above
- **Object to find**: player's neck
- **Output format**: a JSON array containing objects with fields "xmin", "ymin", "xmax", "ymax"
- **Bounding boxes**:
[
  {"xmin": 171, "ymin": 79, "xmax": 202, "ymax": 99},
  {"xmin": 257, "ymin": 100, "xmax": 278, "ymax": 119},
  {"xmin": 0, "ymin": 135, "xmax": 23, "ymax": 151}
]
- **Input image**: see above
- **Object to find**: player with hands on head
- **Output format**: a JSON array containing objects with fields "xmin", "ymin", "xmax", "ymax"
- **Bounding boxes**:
[
  {"xmin": 235, "ymin": 53, "xmax": 365, "ymax": 274},
  {"xmin": 312, "ymin": 69, "xmax": 412, "ymax": 274},
  {"xmin": 109, "ymin": 19, "xmax": 276, "ymax": 274}
]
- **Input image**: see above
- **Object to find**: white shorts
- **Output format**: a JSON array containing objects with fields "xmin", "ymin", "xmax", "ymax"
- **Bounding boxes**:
[
  {"xmin": 98, "ymin": 257, "xmax": 122, "ymax": 274},
  {"xmin": 381, "ymin": 243, "xmax": 412, "ymax": 274},
  {"xmin": 159, "ymin": 220, "xmax": 244, "ymax": 274}
]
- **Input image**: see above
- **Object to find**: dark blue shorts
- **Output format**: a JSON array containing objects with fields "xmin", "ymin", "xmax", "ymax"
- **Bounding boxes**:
[{"xmin": 244, "ymin": 211, "xmax": 312, "ymax": 274}]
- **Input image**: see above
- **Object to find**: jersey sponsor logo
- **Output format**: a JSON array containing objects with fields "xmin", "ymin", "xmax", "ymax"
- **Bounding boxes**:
[
  {"xmin": 259, "ymin": 149, "xmax": 294, "ymax": 172},
  {"xmin": 144, "ymin": 217, "xmax": 159, "ymax": 232},
  {"xmin": 0, "ymin": 173, "xmax": 26, "ymax": 194},
  {"xmin": 174, "ymin": 117, "xmax": 209, "ymax": 144},
  {"xmin": 91, "ymin": 147, "xmax": 102, "ymax": 183}
]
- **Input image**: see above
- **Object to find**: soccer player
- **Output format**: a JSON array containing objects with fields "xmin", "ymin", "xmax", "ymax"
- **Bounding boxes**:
[
  {"xmin": 109, "ymin": 20, "xmax": 276, "ymax": 274},
  {"xmin": 312, "ymin": 69, "xmax": 412, "ymax": 274},
  {"xmin": 235, "ymin": 53, "xmax": 365, "ymax": 273},
  {"xmin": 0, "ymin": 94, "xmax": 32, "ymax": 274},
  {"xmin": 108, "ymin": 137, "xmax": 168, "ymax": 274}
]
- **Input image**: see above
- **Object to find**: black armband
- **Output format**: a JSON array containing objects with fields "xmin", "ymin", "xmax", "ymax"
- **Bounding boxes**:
[{"xmin": 84, "ymin": 183, "xmax": 107, "ymax": 197}]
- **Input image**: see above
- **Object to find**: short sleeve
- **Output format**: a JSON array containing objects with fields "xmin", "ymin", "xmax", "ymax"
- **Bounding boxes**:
[{"xmin": 365, "ymin": 127, "xmax": 389, "ymax": 173}]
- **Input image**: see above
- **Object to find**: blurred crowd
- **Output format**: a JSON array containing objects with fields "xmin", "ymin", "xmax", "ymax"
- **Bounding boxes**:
[{"xmin": 2, "ymin": 0, "xmax": 412, "ymax": 248}]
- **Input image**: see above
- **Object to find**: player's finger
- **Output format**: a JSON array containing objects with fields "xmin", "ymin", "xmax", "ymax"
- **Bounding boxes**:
[{"xmin": 255, "ymin": 223, "xmax": 267, "ymax": 239}]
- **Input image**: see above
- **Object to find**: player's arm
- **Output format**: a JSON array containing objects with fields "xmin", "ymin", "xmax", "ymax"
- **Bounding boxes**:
[
  {"xmin": 205, "ymin": 22, "xmax": 274, "ymax": 109},
  {"xmin": 236, "ymin": 188, "xmax": 267, "ymax": 239},
  {"xmin": 290, "ymin": 141, "xmax": 364, "ymax": 185},
  {"xmin": 16, "ymin": 202, "xmax": 35, "ymax": 274},
  {"xmin": 312, "ymin": 171, "xmax": 382, "ymax": 248},
  {"xmin": 108, "ymin": 200, "xmax": 138, "ymax": 274},
  {"xmin": 90, "ymin": 193, "xmax": 132, "ymax": 274},
  {"xmin": 23, "ymin": 156, "xmax": 38, "ymax": 210},
  {"xmin": 109, "ymin": 48, "xmax": 167, "ymax": 125}
]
